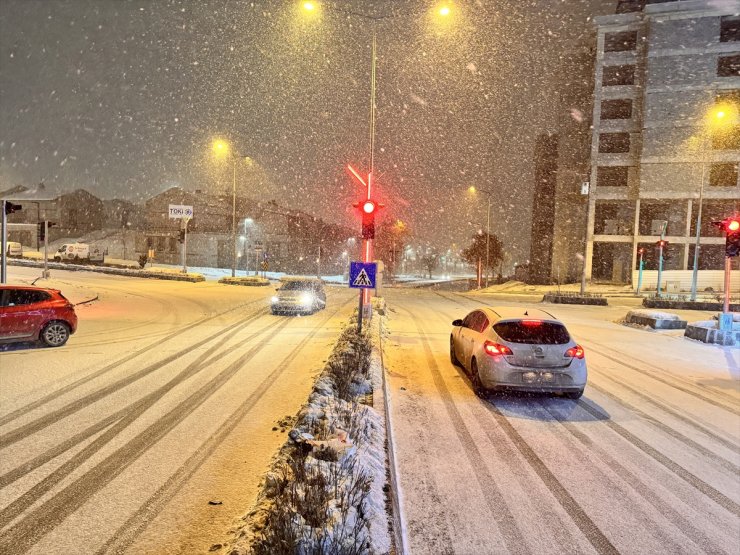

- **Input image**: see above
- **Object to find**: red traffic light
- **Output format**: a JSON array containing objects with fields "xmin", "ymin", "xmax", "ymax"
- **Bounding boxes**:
[
  {"xmin": 362, "ymin": 200, "xmax": 376, "ymax": 214},
  {"xmin": 728, "ymin": 219, "xmax": 740, "ymax": 232}
]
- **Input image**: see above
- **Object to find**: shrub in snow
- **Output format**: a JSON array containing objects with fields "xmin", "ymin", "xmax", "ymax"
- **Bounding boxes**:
[{"xmin": 229, "ymin": 323, "xmax": 384, "ymax": 555}]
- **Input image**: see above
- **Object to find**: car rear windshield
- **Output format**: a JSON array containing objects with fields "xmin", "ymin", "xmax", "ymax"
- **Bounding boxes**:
[{"xmin": 493, "ymin": 321, "xmax": 570, "ymax": 344}]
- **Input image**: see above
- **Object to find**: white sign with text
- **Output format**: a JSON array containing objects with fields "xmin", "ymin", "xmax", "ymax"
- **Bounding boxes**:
[{"xmin": 168, "ymin": 204, "xmax": 194, "ymax": 219}]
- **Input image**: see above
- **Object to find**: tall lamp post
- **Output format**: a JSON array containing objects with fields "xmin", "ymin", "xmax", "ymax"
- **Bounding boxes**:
[
  {"xmin": 468, "ymin": 186, "xmax": 493, "ymax": 288},
  {"xmin": 689, "ymin": 103, "xmax": 737, "ymax": 301},
  {"xmin": 212, "ymin": 139, "xmax": 252, "ymax": 278},
  {"xmin": 302, "ymin": 2, "xmax": 454, "ymax": 298}
]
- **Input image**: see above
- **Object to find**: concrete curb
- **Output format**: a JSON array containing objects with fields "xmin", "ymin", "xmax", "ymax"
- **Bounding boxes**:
[
  {"xmin": 377, "ymin": 314, "xmax": 408, "ymax": 555},
  {"xmin": 543, "ymin": 293, "xmax": 608, "ymax": 306},
  {"xmin": 625, "ymin": 313, "xmax": 687, "ymax": 330},
  {"xmin": 644, "ymin": 298, "xmax": 740, "ymax": 311},
  {"xmin": 685, "ymin": 324, "xmax": 739, "ymax": 346}
]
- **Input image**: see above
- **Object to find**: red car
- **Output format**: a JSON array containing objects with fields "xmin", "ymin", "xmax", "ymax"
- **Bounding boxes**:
[{"xmin": 0, "ymin": 285, "xmax": 78, "ymax": 347}]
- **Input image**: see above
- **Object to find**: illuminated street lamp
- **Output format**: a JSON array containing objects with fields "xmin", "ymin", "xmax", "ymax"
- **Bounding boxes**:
[
  {"xmin": 689, "ymin": 102, "xmax": 738, "ymax": 301},
  {"xmin": 212, "ymin": 138, "xmax": 252, "ymax": 277}
]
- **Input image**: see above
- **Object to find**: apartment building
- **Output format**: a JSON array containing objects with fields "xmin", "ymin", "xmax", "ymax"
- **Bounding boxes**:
[{"xmin": 585, "ymin": 0, "xmax": 739, "ymax": 286}]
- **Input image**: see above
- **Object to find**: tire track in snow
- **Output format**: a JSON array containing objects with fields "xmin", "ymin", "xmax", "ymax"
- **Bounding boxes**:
[
  {"xmin": 584, "ymin": 338, "xmax": 740, "ymax": 406},
  {"xmin": 493, "ymin": 400, "xmax": 690, "ymax": 554},
  {"xmin": 0, "ymin": 297, "xmax": 265, "ymax": 428},
  {"xmin": 0, "ymin": 317, "xmax": 294, "ymax": 554},
  {"xmin": 420, "ymin": 295, "xmax": 618, "ymax": 552},
  {"xmin": 539, "ymin": 399, "xmax": 733, "ymax": 554},
  {"xmin": 0, "ymin": 308, "xmax": 273, "ymax": 489},
  {"xmin": 424, "ymin": 291, "xmax": 740, "ymax": 546},
  {"xmin": 406, "ymin": 311, "xmax": 534, "ymax": 555},
  {"xmin": 583, "ymin": 343, "xmax": 740, "ymax": 416},
  {"xmin": 96, "ymin": 298, "xmax": 355, "ymax": 555},
  {"xmin": 587, "ymin": 375, "xmax": 740, "ymax": 472},
  {"xmin": 0, "ymin": 304, "xmax": 268, "ymax": 446},
  {"xmin": 0, "ymin": 315, "xmax": 287, "ymax": 528},
  {"xmin": 576, "ymin": 400, "xmax": 740, "ymax": 518}
]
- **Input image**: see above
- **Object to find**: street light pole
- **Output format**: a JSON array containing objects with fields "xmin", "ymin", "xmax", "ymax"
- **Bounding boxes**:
[
  {"xmin": 690, "ymin": 131, "xmax": 708, "ymax": 302},
  {"xmin": 232, "ymin": 158, "xmax": 237, "ymax": 278},
  {"xmin": 468, "ymin": 186, "xmax": 493, "ymax": 288},
  {"xmin": 485, "ymin": 194, "xmax": 491, "ymax": 288}
]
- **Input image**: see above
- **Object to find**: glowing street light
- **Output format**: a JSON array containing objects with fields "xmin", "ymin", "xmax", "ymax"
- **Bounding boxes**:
[
  {"xmin": 689, "ymin": 102, "xmax": 738, "ymax": 301},
  {"xmin": 212, "ymin": 138, "xmax": 230, "ymax": 158},
  {"xmin": 439, "ymin": 5, "xmax": 451, "ymax": 17},
  {"xmin": 211, "ymin": 138, "xmax": 252, "ymax": 277},
  {"xmin": 303, "ymin": 2, "xmax": 315, "ymax": 11}
]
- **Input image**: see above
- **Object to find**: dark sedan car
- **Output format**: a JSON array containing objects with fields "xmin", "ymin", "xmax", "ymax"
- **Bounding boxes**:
[{"xmin": 0, "ymin": 285, "xmax": 78, "ymax": 347}]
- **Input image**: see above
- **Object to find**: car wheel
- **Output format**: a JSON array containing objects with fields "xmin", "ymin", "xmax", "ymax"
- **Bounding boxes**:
[
  {"xmin": 470, "ymin": 358, "xmax": 486, "ymax": 397},
  {"xmin": 564, "ymin": 389, "xmax": 584, "ymax": 400},
  {"xmin": 449, "ymin": 336, "xmax": 460, "ymax": 366},
  {"xmin": 41, "ymin": 321, "xmax": 70, "ymax": 347}
]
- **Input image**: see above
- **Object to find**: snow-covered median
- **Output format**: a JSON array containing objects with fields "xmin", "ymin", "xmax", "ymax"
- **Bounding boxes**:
[
  {"xmin": 227, "ymin": 317, "xmax": 391, "ymax": 555},
  {"xmin": 627, "ymin": 309, "xmax": 682, "ymax": 321}
]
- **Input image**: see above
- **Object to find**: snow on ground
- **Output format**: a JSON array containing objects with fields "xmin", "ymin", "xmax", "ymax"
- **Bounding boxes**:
[
  {"xmin": 1, "ymin": 265, "xmax": 361, "ymax": 554},
  {"xmin": 626, "ymin": 309, "xmax": 683, "ymax": 320},
  {"xmin": 380, "ymin": 288, "xmax": 739, "ymax": 554},
  {"xmin": 228, "ymin": 317, "xmax": 391, "ymax": 554}
]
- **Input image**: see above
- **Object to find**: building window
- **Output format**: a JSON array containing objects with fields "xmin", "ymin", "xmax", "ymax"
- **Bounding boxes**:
[
  {"xmin": 716, "ymin": 90, "xmax": 740, "ymax": 106},
  {"xmin": 720, "ymin": 16, "xmax": 740, "ymax": 43},
  {"xmin": 710, "ymin": 163, "xmax": 739, "ymax": 187},
  {"xmin": 604, "ymin": 31, "xmax": 638, "ymax": 52},
  {"xmin": 600, "ymin": 99, "xmax": 633, "ymax": 120},
  {"xmin": 718, "ymin": 55, "xmax": 740, "ymax": 77},
  {"xmin": 597, "ymin": 166, "xmax": 629, "ymax": 187},
  {"xmin": 602, "ymin": 65, "xmax": 635, "ymax": 86},
  {"xmin": 712, "ymin": 125, "xmax": 740, "ymax": 150},
  {"xmin": 599, "ymin": 133, "xmax": 631, "ymax": 153}
]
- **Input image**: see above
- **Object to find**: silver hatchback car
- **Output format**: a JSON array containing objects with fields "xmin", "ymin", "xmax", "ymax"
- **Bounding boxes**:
[
  {"xmin": 450, "ymin": 307, "xmax": 587, "ymax": 398},
  {"xmin": 270, "ymin": 277, "xmax": 327, "ymax": 315}
]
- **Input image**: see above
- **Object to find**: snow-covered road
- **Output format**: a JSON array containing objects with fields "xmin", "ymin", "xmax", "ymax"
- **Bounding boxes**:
[
  {"xmin": 381, "ymin": 289, "xmax": 739, "ymax": 555},
  {"xmin": 0, "ymin": 267, "xmax": 356, "ymax": 554}
]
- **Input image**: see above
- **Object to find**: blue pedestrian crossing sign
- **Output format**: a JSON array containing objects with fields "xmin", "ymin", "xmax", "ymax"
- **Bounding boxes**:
[{"xmin": 349, "ymin": 262, "xmax": 377, "ymax": 289}]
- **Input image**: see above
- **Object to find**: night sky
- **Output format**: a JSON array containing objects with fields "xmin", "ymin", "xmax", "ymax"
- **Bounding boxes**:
[{"xmin": 0, "ymin": 0, "xmax": 613, "ymax": 262}]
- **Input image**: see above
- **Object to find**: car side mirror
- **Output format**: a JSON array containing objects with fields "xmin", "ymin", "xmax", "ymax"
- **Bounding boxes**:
[{"xmin": 452, "ymin": 319, "xmax": 463, "ymax": 326}]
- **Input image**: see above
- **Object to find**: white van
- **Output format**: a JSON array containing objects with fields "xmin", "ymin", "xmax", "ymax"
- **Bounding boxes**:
[
  {"xmin": 53, "ymin": 243, "xmax": 104, "ymax": 264},
  {"xmin": 5, "ymin": 242, "xmax": 22, "ymax": 257}
]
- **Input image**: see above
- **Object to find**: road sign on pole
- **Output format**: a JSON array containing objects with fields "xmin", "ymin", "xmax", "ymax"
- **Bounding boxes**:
[
  {"xmin": 349, "ymin": 262, "xmax": 377, "ymax": 289},
  {"xmin": 168, "ymin": 205, "xmax": 194, "ymax": 219},
  {"xmin": 350, "ymin": 261, "xmax": 377, "ymax": 333}
]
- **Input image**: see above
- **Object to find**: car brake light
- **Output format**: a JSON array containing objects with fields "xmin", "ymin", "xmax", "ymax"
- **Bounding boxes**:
[
  {"xmin": 521, "ymin": 319, "xmax": 542, "ymax": 326},
  {"xmin": 484, "ymin": 341, "xmax": 513, "ymax": 356},
  {"xmin": 565, "ymin": 345, "xmax": 585, "ymax": 359}
]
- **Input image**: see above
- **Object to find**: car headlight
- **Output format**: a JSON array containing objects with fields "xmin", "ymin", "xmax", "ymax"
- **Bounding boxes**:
[
  {"xmin": 300, "ymin": 293, "xmax": 314, "ymax": 305},
  {"xmin": 271, "ymin": 296, "xmax": 279, "ymax": 303}
]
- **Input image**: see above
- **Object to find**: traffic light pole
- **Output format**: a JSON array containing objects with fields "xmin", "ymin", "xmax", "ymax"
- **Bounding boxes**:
[
  {"xmin": 723, "ymin": 257, "xmax": 731, "ymax": 314},
  {"xmin": 657, "ymin": 241, "xmax": 664, "ymax": 298},
  {"xmin": 43, "ymin": 220, "xmax": 49, "ymax": 279},
  {"xmin": 1, "ymin": 200, "xmax": 7, "ymax": 284},
  {"xmin": 181, "ymin": 217, "xmax": 189, "ymax": 274}
]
